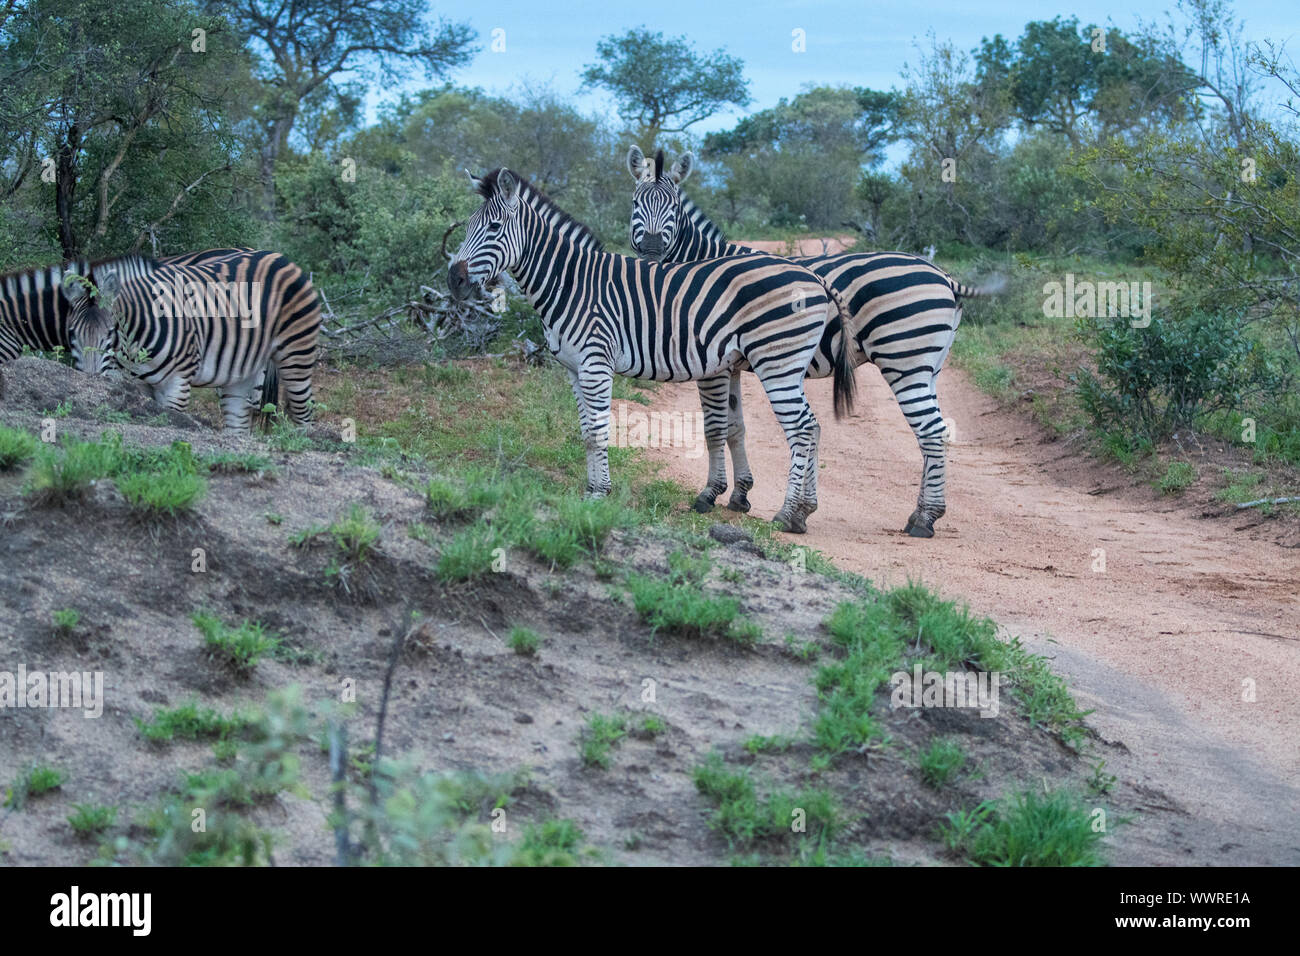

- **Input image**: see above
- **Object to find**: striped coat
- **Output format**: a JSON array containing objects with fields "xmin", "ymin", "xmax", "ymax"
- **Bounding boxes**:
[
  {"xmin": 627, "ymin": 147, "xmax": 1003, "ymax": 537},
  {"xmin": 449, "ymin": 168, "xmax": 856, "ymax": 533}
]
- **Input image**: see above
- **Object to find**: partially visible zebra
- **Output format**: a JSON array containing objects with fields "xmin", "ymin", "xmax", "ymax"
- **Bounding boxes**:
[
  {"xmin": 449, "ymin": 167, "xmax": 857, "ymax": 533},
  {"xmin": 0, "ymin": 248, "xmax": 255, "ymax": 373},
  {"xmin": 626, "ymin": 146, "xmax": 1005, "ymax": 537},
  {"xmin": 60, "ymin": 250, "xmax": 322, "ymax": 432}
]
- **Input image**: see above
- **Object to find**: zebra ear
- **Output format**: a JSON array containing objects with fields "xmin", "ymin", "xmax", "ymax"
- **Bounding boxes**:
[
  {"xmin": 97, "ymin": 268, "xmax": 122, "ymax": 304},
  {"xmin": 498, "ymin": 168, "xmax": 520, "ymax": 206},
  {"xmin": 670, "ymin": 152, "xmax": 695, "ymax": 185},
  {"xmin": 60, "ymin": 273, "xmax": 89, "ymax": 305},
  {"xmin": 627, "ymin": 145, "xmax": 647, "ymax": 181},
  {"xmin": 465, "ymin": 168, "xmax": 484, "ymax": 193}
]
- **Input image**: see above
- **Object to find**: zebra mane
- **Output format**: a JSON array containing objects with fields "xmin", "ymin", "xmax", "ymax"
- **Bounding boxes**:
[
  {"xmin": 0, "ymin": 253, "xmax": 158, "ymax": 284},
  {"xmin": 679, "ymin": 195, "xmax": 728, "ymax": 246},
  {"xmin": 477, "ymin": 168, "xmax": 604, "ymax": 252}
]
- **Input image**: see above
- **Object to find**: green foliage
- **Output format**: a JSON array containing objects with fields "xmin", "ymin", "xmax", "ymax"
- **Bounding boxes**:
[
  {"xmin": 625, "ymin": 571, "xmax": 758, "ymax": 643},
  {"xmin": 579, "ymin": 712, "xmax": 628, "ymax": 769},
  {"xmin": 0, "ymin": 426, "xmax": 38, "ymax": 470},
  {"xmin": 1155, "ymin": 460, "xmax": 1197, "ymax": 495},
  {"xmin": 1074, "ymin": 311, "xmax": 1283, "ymax": 441},
  {"xmin": 692, "ymin": 753, "xmax": 839, "ymax": 858},
  {"xmin": 193, "ymin": 611, "xmax": 279, "ymax": 674},
  {"xmin": 507, "ymin": 626, "xmax": 540, "ymax": 656},
  {"xmin": 136, "ymin": 701, "xmax": 253, "ymax": 743},
  {"xmin": 5, "ymin": 765, "xmax": 65, "ymax": 808},
  {"xmin": 68, "ymin": 804, "xmax": 117, "ymax": 837},
  {"xmin": 52, "ymin": 608, "xmax": 81, "ymax": 636},
  {"xmin": 918, "ymin": 738, "xmax": 967, "ymax": 788},
  {"xmin": 117, "ymin": 470, "xmax": 207, "ymax": 516},
  {"xmin": 512, "ymin": 819, "xmax": 590, "ymax": 866},
  {"xmin": 941, "ymin": 790, "xmax": 1107, "ymax": 866}
]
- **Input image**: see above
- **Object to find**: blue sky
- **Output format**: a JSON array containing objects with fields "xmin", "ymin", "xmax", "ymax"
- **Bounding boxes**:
[{"xmin": 414, "ymin": 0, "xmax": 1298, "ymax": 143}]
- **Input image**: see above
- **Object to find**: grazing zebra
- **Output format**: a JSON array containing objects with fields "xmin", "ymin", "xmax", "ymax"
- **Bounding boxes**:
[
  {"xmin": 448, "ymin": 167, "xmax": 857, "ymax": 533},
  {"xmin": 60, "ymin": 250, "xmax": 322, "ymax": 432},
  {"xmin": 627, "ymin": 146, "xmax": 1005, "ymax": 537},
  {"xmin": 0, "ymin": 249, "xmax": 257, "ymax": 373}
]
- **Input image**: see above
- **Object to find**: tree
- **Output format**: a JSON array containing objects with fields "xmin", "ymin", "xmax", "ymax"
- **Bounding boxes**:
[
  {"xmin": 206, "ymin": 0, "xmax": 476, "ymax": 215},
  {"xmin": 0, "ymin": 0, "xmax": 251, "ymax": 260},
  {"xmin": 580, "ymin": 27, "xmax": 749, "ymax": 141}
]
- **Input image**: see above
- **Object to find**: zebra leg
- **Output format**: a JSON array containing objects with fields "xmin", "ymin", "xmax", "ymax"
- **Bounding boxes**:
[
  {"xmin": 894, "ymin": 374, "xmax": 948, "ymax": 538},
  {"xmin": 724, "ymin": 370, "xmax": 754, "ymax": 512},
  {"xmin": 152, "ymin": 376, "xmax": 192, "ymax": 412},
  {"xmin": 569, "ymin": 366, "xmax": 613, "ymax": 498},
  {"xmin": 692, "ymin": 374, "xmax": 732, "ymax": 513},
  {"xmin": 217, "ymin": 379, "xmax": 259, "ymax": 434},
  {"xmin": 277, "ymin": 364, "xmax": 314, "ymax": 425},
  {"xmin": 766, "ymin": 384, "xmax": 819, "ymax": 535}
]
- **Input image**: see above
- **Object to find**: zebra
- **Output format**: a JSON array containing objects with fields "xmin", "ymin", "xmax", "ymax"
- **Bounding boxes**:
[
  {"xmin": 59, "ymin": 250, "xmax": 322, "ymax": 432},
  {"xmin": 0, "ymin": 249, "xmax": 257, "ymax": 374},
  {"xmin": 626, "ymin": 146, "xmax": 1005, "ymax": 537},
  {"xmin": 448, "ymin": 167, "xmax": 858, "ymax": 533}
]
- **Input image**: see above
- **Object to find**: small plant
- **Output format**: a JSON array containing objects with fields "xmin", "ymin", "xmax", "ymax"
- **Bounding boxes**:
[
  {"xmin": 639, "ymin": 715, "xmax": 666, "ymax": 738},
  {"xmin": 204, "ymin": 451, "xmax": 277, "ymax": 475},
  {"xmin": 579, "ymin": 712, "xmax": 628, "ymax": 769},
  {"xmin": 1087, "ymin": 760, "xmax": 1117, "ymax": 796},
  {"xmin": 507, "ymin": 626, "xmax": 540, "ymax": 656},
  {"xmin": 23, "ymin": 438, "xmax": 119, "ymax": 504},
  {"xmin": 68, "ymin": 803, "xmax": 117, "ymax": 837},
  {"xmin": 136, "ymin": 701, "xmax": 252, "ymax": 742},
  {"xmin": 0, "ymin": 425, "xmax": 38, "ymax": 471},
  {"xmin": 52, "ymin": 608, "xmax": 81, "ymax": 637},
  {"xmin": 5, "ymin": 765, "xmax": 65, "ymax": 808},
  {"xmin": 436, "ymin": 523, "xmax": 503, "ymax": 582},
  {"xmin": 193, "ymin": 611, "xmax": 279, "ymax": 674},
  {"xmin": 1155, "ymin": 460, "xmax": 1197, "ymax": 496},
  {"xmin": 329, "ymin": 503, "xmax": 382, "ymax": 563},
  {"xmin": 940, "ymin": 789, "xmax": 1107, "ymax": 866},
  {"xmin": 511, "ymin": 818, "xmax": 588, "ymax": 866},
  {"xmin": 743, "ymin": 734, "xmax": 793, "ymax": 755},
  {"xmin": 625, "ymin": 572, "xmax": 759, "ymax": 643},
  {"xmin": 917, "ymin": 737, "xmax": 967, "ymax": 788},
  {"xmin": 265, "ymin": 511, "xmax": 284, "ymax": 525},
  {"xmin": 117, "ymin": 470, "xmax": 207, "ymax": 515}
]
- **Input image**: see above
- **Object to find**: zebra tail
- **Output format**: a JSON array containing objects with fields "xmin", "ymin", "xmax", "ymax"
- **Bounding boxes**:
[
  {"xmin": 951, "ymin": 273, "xmax": 1008, "ymax": 300},
  {"xmin": 824, "ymin": 282, "xmax": 857, "ymax": 420},
  {"xmin": 257, "ymin": 361, "xmax": 281, "ymax": 428}
]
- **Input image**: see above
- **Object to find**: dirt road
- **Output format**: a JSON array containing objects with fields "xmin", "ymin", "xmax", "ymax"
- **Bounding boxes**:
[{"xmin": 639, "ymin": 365, "xmax": 1300, "ymax": 863}]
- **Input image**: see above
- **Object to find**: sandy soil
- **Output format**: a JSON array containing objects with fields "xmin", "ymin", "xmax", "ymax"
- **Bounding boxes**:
[{"xmin": 638, "ymin": 364, "xmax": 1300, "ymax": 863}]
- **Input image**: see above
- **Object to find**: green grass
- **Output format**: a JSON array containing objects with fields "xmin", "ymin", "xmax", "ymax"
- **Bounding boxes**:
[
  {"xmin": 193, "ymin": 611, "xmax": 279, "ymax": 674},
  {"xmin": 117, "ymin": 469, "xmax": 207, "ymax": 515},
  {"xmin": 5, "ymin": 765, "xmax": 65, "ymax": 808},
  {"xmin": 435, "ymin": 522, "xmax": 504, "ymax": 581},
  {"xmin": 692, "ymin": 753, "xmax": 839, "ymax": 859},
  {"xmin": 1154, "ymin": 460, "xmax": 1197, "ymax": 496},
  {"xmin": 329, "ymin": 503, "xmax": 382, "ymax": 563},
  {"xmin": 68, "ymin": 803, "xmax": 117, "ymax": 837},
  {"xmin": 940, "ymin": 789, "xmax": 1107, "ymax": 866},
  {"xmin": 23, "ymin": 436, "xmax": 120, "ymax": 503},
  {"xmin": 511, "ymin": 818, "xmax": 588, "ymax": 866},
  {"xmin": 202, "ymin": 451, "xmax": 277, "ymax": 475},
  {"xmin": 135, "ymin": 700, "xmax": 253, "ymax": 742},
  {"xmin": 917, "ymin": 738, "xmax": 967, "ymax": 788},
  {"xmin": 625, "ymin": 571, "xmax": 760, "ymax": 643},
  {"xmin": 507, "ymin": 626, "xmax": 540, "ymax": 656},
  {"xmin": 579, "ymin": 712, "xmax": 628, "ymax": 769},
  {"xmin": 52, "ymin": 608, "xmax": 80, "ymax": 636},
  {"xmin": 0, "ymin": 425, "xmax": 38, "ymax": 470}
]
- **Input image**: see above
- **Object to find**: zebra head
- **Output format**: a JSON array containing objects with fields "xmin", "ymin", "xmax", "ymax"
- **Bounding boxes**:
[
  {"xmin": 626, "ymin": 146, "xmax": 693, "ymax": 262},
  {"xmin": 59, "ymin": 269, "xmax": 119, "ymax": 374},
  {"xmin": 448, "ymin": 168, "xmax": 525, "ymax": 303}
]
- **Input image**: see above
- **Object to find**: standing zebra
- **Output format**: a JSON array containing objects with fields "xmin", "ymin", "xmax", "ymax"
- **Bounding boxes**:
[
  {"xmin": 626, "ymin": 146, "xmax": 1005, "ymax": 537},
  {"xmin": 59, "ymin": 250, "xmax": 322, "ymax": 432},
  {"xmin": 448, "ymin": 168, "xmax": 857, "ymax": 533}
]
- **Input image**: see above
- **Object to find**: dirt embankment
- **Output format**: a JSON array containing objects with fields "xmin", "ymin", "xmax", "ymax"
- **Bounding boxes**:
[{"xmin": 638, "ymin": 365, "xmax": 1300, "ymax": 863}]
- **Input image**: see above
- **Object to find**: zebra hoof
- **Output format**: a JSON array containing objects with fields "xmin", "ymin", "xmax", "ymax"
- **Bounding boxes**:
[
  {"xmin": 773, "ymin": 513, "xmax": 807, "ymax": 534},
  {"xmin": 904, "ymin": 520, "xmax": 934, "ymax": 538},
  {"xmin": 726, "ymin": 493, "xmax": 751, "ymax": 513},
  {"xmin": 692, "ymin": 494, "xmax": 716, "ymax": 514}
]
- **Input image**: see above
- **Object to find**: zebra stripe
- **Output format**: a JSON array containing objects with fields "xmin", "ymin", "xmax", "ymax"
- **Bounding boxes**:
[
  {"xmin": 627, "ymin": 147, "xmax": 1004, "ymax": 537},
  {"xmin": 0, "ymin": 248, "xmax": 258, "ymax": 373},
  {"xmin": 64, "ymin": 250, "xmax": 322, "ymax": 432},
  {"xmin": 449, "ymin": 167, "xmax": 856, "ymax": 533}
]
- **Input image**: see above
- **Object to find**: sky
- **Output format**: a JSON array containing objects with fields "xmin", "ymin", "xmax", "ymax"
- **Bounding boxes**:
[{"xmin": 410, "ymin": 0, "xmax": 1299, "ymax": 147}]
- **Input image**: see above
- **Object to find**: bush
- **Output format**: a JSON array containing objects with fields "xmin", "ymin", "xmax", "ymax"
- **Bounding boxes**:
[{"xmin": 1074, "ymin": 310, "xmax": 1284, "ymax": 441}]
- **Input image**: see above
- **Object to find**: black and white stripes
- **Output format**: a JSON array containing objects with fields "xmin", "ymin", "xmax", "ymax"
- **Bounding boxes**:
[
  {"xmin": 627, "ymin": 147, "xmax": 1004, "ymax": 536},
  {"xmin": 450, "ymin": 168, "xmax": 856, "ymax": 533}
]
